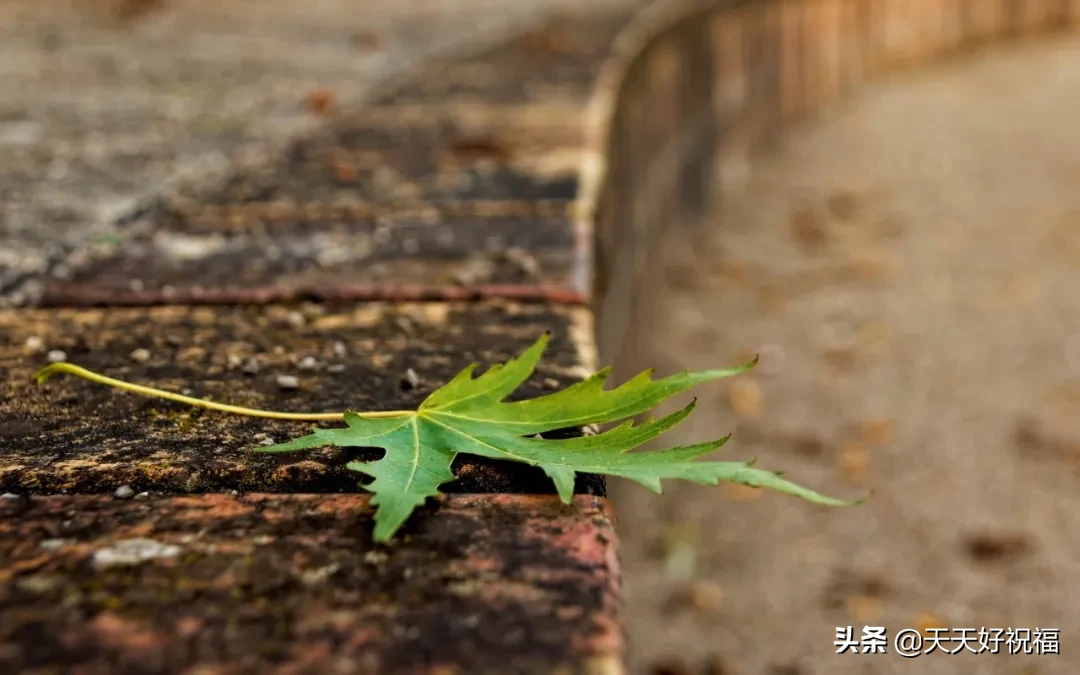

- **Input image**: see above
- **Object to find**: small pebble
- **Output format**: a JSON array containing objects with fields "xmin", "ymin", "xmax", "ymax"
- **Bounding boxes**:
[
  {"xmin": 500, "ymin": 247, "xmax": 541, "ymax": 278},
  {"xmin": 301, "ymin": 563, "xmax": 340, "ymax": 586},
  {"xmin": 129, "ymin": 348, "xmax": 151, "ymax": 363},
  {"xmin": 332, "ymin": 341, "xmax": 347, "ymax": 358},
  {"xmin": 363, "ymin": 550, "xmax": 388, "ymax": 565},
  {"xmin": 297, "ymin": 356, "xmax": 319, "ymax": 371},
  {"xmin": 134, "ymin": 492, "xmax": 150, "ymax": 500},
  {"xmin": 399, "ymin": 368, "xmax": 420, "ymax": 390},
  {"xmin": 242, "ymin": 358, "xmax": 262, "ymax": 375},
  {"xmin": 226, "ymin": 354, "xmax": 243, "ymax": 369},
  {"xmin": 259, "ymin": 437, "xmax": 276, "ymax": 446},
  {"xmin": 46, "ymin": 350, "xmax": 67, "ymax": 363},
  {"xmin": 24, "ymin": 336, "xmax": 44, "ymax": 353},
  {"xmin": 0, "ymin": 493, "xmax": 30, "ymax": 515},
  {"xmin": 277, "ymin": 375, "xmax": 300, "ymax": 390},
  {"xmin": 286, "ymin": 311, "xmax": 306, "ymax": 328},
  {"xmin": 114, "ymin": 485, "xmax": 135, "ymax": 499},
  {"xmin": 327, "ymin": 364, "xmax": 346, "ymax": 373},
  {"xmin": 92, "ymin": 538, "xmax": 181, "ymax": 568}
]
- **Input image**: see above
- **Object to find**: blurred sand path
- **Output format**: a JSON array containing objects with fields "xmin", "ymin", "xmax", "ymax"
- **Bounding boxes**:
[{"xmin": 615, "ymin": 32, "xmax": 1080, "ymax": 675}]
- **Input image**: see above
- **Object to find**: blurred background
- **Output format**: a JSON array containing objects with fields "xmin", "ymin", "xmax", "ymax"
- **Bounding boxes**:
[
  {"xmin": 3, "ymin": 2, "xmax": 1078, "ymax": 675},
  {"xmin": 612, "ymin": 30, "xmax": 1080, "ymax": 675}
]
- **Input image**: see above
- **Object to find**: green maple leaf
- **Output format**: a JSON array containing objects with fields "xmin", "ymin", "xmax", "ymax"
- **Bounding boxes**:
[
  {"xmin": 34, "ymin": 333, "xmax": 862, "ymax": 543},
  {"xmin": 254, "ymin": 333, "xmax": 859, "ymax": 541}
]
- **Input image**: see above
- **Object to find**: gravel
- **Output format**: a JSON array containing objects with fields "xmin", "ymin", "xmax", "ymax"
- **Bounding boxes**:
[
  {"xmin": 399, "ymin": 368, "xmax": 420, "ymax": 390},
  {"xmin": 113, "ymin": 485, "xmax": 135, "ymax": 499},
  {"xmin": 276, "ymin": 375, "xmax": 300, "ymax": 390}
]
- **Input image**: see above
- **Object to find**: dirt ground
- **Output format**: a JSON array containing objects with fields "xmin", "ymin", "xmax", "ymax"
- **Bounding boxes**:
[{"xmin": 612, "ymin": 35, "xmax": 1080, "ymax": 675}]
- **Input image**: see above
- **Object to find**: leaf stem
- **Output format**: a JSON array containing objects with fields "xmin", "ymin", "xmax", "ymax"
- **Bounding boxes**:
[{"xmin": 33, "ymin": 363, "xmax": 410, "ymax": 421}]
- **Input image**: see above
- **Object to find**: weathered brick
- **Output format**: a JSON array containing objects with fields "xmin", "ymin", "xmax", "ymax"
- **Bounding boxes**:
[
  {"xmin": 1, "ymin": 301, "xmax": 599, "ymax": 497},
  {"xmin": 0, "ymin": 493, "xmax": 621, "ymax": 675}
]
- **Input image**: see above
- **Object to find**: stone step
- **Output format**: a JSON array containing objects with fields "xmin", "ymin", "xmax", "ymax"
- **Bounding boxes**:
[
  {"xmin": 0, "ymin": 493, "xmax": 619, "ymax": 675},
  {"xmin": 2, "ymin": 301, "xmax": 599, "ymax": 497}
]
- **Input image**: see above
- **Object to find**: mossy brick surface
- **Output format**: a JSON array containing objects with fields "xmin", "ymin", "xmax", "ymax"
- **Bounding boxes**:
[
  {"xmin": 1, "ymin": 301, "xmax": 601, "ymax": 497},
  {"xmin": 0, "ymin": 5, "xmax": 643, "ymax": 673},
  {"xmin": 33, "ymin": 13, "xmax": 638, "ymax": 308},
  {"xmin": 0, "ymin": 493, "xmax": 621, "ymax": 675},
  {"xmin": 0, "ymin": 0, "xmax": 586, "ymax": 306}
]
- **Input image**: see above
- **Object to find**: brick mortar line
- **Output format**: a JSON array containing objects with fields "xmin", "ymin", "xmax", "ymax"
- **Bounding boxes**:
[{"xmin": 37, "ymin": 283, "xmax": 589, "ymax": 308}]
